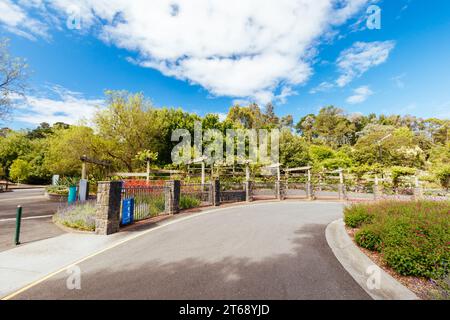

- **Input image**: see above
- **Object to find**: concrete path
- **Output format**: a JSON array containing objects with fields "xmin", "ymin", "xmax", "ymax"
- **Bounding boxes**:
[
  {"xmin": 0, "ymin": 217, "xmax": 64, "ymax": 253},
  {"xmin": 4, "ymin": 202, "xmax": 370, "ymax": 300},
  {"xmin": 0, "ymin": 231, "xmax": 134, "ymax": 298}
]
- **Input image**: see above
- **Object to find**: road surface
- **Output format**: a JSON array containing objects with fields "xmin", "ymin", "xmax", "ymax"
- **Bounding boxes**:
[
  {"xmin": 0, "ymin": 189, "xmax": 64, "ymax": 252},
  {"xmin": 13, "ymin": 202, "xmax": 370, "ymax": 300},
  {"xmin": 0, "ymin": 189, "xmax": 61, "ymax": 219}
]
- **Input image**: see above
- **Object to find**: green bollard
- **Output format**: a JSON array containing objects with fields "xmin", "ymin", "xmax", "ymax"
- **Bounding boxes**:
[{"xmin": 15, "ymin": 205, "xmax": 22, "ymax": 245}]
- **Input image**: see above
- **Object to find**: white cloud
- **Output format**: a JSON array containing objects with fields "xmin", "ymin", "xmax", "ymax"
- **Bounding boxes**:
[
  {"xmin": 2, "ymin": 0, "xmax": 370, "ymax": 104},
  {"xmin": 346, "ymin": 85, "xmax": 373, "ymax": 104},
  {"xmin": 13, "ymin": 85, "xmax": 104, "ymax": 125},
  {"xmin": 0, "ymin": 0, "xmax": 50, "ymax": 40},
  {"xmin": 310, "ymin": 81, "xmax": 334, "ymax": 94},
  {"xmin": 336, "ymin": 41, "xmax": 396, "ymax": 87}
]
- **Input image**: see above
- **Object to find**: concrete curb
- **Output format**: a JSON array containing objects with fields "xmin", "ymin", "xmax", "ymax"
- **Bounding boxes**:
[{"xmin": 325, "ymin": 219, "xmax": 419, "ymax": 300}]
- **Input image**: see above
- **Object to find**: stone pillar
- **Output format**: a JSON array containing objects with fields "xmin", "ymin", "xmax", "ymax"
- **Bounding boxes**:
[
  {"xmin": 212, "ymin": 179, "xmax": 221, "ymax": 206},
  {"xmin": 165, "ymin": 180, "xmax": 180, "ymax": 214},
  {"xmin": 245, "ymin": 181, "xmax": 253, "ymax": 202},
  {"xmin": 95, "ymin": 181, "xmax": 122, "ymax": 235},
  {"xmin": 275, "ymin": 180, "xmax": 285, "ymax": 200}
]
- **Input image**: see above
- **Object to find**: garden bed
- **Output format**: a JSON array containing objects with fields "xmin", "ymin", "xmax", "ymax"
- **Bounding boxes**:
[
  {"xmin": 53, "ymin": 202, "xmax": 96, "ymax": 232},
  {"xmin": 344, "ymin": 200, "xmax": 450, "ymax": 300}
]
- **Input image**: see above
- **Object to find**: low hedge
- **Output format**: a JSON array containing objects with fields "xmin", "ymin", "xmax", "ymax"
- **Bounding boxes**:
[{"xmin": 344, "ymin": 200, "xmax": 450, "ymax": 279}]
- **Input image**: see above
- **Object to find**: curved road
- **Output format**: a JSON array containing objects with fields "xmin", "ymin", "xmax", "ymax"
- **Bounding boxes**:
[{"xmin": 14, "ymin": 202, "xmax": 370, "ymax": 300}]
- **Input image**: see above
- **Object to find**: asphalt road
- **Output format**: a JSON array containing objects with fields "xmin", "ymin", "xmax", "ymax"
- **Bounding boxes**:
[
  {"xmin": 14, "ymin": 202, "xmax": 370, "ymax": 300},
  {"xmin": 0, "ymin": 189, "xmax": 64, "ymax": 252},
  {"xmin": 0, "ymin": 189, "xmax": 62, "ymax": 219}
]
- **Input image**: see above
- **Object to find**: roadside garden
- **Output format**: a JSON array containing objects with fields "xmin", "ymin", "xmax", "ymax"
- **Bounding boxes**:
[{"xmin": 344, "ymin": 200, "xmax": 450, "ymax": 299}]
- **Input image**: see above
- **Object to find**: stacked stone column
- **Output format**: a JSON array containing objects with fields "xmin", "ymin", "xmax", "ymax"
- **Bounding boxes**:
[
  {"xmin": 95, "ymin": 181, "xmax": 122, "ymax": 235},
  {"xmin": 212, "ymin": 179, "xmax": 221, "ymax": 206},
  {"xmin": 245, "ymin": 181, "xmax": 253, "ymax": 202},
  {"xmin": 165, "ymin": 180, "xmax": 180, "ymax": 214},
  {"xmin": 275, "ymin": 180, "xmax": 285, "ymax": 200}
]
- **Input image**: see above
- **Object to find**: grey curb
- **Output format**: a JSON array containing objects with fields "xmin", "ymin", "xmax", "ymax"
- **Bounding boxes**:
[{"xmin": 325, "ymin": 219, "xmax": 419, "ymax": 300}]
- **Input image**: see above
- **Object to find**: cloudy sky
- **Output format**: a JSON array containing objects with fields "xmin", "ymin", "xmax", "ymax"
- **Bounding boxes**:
[{"xmin": 1, "ymin": 0, "xmax": 449, "ymax": 129}]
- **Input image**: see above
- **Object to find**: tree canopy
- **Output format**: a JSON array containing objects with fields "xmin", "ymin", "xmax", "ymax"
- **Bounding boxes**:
[{"xmin": 0, "ymin": 90, "xmax": 448, "ymax": 188}]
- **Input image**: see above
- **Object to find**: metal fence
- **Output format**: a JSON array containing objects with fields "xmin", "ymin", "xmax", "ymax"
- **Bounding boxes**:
[
  {"xmin": 180, "ymin": 183, "xmax": 212, "ymax": 208},
  {"xmin": 345, "ymin": 179, "xmax": 375, "ymax": 201},
  {"xmin": 220, "ymin": 182, "xmax": 246, "ymax": 203},
  {"xmin": 252, "ymin": 181, "xmax": 277, "ymax": 199},
  {"xmin": 283, "ymin": 181, "xmax": 307, "ymax": 198},
  {"xmin": 121, "ymin": 186, "xmax": 167, "ymax": 222}
]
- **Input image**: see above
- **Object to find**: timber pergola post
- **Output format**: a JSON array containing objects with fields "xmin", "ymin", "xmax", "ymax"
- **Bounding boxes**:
[
  {"xmin": 188, "ymin": 155, "xmax": 209, "ymax": 192},
  {"xmin": 338, "ymin": 168, "xmax": 347, "ymax": 201},
  {"xmin": 284, "ymin": 166, "xmax": 313, "ymax": 200},
  {"xmin": 244, "ymin": 160, "xmax": 253, "ymax": 202},
  {"xmin": 264, "ymin": 163, "xmax": 283, "ymax": 200}
]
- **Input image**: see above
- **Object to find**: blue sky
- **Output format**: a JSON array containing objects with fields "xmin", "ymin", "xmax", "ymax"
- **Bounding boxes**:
[{"xmin": 1, "ymin": 0, "xmax": 449, "ymax": 130}]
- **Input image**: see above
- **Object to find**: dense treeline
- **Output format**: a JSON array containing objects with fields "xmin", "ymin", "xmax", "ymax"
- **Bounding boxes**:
[{"xmin": 0, "ymin": 91, "xmax": 449, "ymax": 188}]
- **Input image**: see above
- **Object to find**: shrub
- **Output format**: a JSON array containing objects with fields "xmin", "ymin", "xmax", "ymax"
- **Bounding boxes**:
[
  {"xmin": 390, "ymin": 166, "xmax": 416, "ymax": 187},
  {"xmin": 179, "ymin": 195, "xmax": 201, "ymax": 210},
  {"xmin": 345, "ymin": 200, "xmax": 450, "ymax": 279},
  {"xmin": 148, "ymin": 196, "xmax": 165, "ymax": 216},
  {"xmin": 355, "ymin": 226, "xmax": 383, "ymax": 252},
  {"xmin": 435, "ymin": 165, "xmax": 450, "ymax": 190},
  {"xmin": 46, "ymin": 185, "xmax": 69, "ymax": 196},
  {"xmin": 53, "ymin": 202, "xmax": 96, "ymax": 231},
  {"xmin": 344, "ymin": 205, "xmax": 374, "ymax": 228}
]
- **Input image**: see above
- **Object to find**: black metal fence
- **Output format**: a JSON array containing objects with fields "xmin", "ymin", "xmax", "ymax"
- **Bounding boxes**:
[
  {"xmin": 121, "ymin": 186, "xmax": 167, "ymax": 221},
  {"xmin": 252, "ymin": 181, "xmax": 277, "ymax": 199},
  {"xmin": 220, "ymin": 182, "xmax": 246, "ymax": 203},
  {"xmin": 180, "ymin": 183, "xmax": 212, "ymax": 208}
]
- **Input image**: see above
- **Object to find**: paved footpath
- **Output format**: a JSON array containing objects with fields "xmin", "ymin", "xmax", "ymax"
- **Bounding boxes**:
[{"xmin": 2, "ymin": 201, "xmax": 370, "ymax": 300}]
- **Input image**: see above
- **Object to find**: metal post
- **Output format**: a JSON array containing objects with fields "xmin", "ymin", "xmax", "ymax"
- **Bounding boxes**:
[
  {"xmin": 146, "ymin": 160, "xmax": 150, "ymax": 183},
  {"xmin": 245, "ymin": 165, "xmax": 250, "ymax": 182},
  {"xmin": 15, "ymin": 205, "xmax": 22, "ymax": 245}
]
